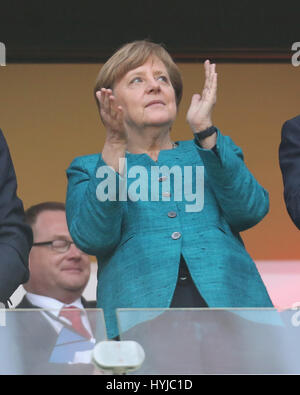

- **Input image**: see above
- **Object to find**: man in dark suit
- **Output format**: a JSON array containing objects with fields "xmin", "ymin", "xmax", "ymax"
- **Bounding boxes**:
[
  {"xmin": 279, "ymin": 115, "xmax": 300, "ymax": 228},
  {"xmin": 14, "ymin": 202, "xmax": 102, "ymax": 375},
  {"xmin": 0, "ymin": 129, "xmax": 33, "ymax": 305}
]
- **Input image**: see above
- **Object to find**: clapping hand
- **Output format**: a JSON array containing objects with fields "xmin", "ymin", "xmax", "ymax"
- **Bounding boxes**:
[
  {"xmin": 96, "ymin": 88, "xmax": 127, "ymax": 173},
  {"xmin": 96, "ymin": 88, "xmax": 127, "ymax": 146},
  {"xmin": 186, "ymin": 60, "xmax": 217, "ymax": 133}
]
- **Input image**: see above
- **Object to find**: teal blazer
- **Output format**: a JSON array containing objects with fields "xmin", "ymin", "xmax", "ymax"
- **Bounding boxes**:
[{"xmin": 66, "ymin": 131, "xmax": 273, "ymax": 338}]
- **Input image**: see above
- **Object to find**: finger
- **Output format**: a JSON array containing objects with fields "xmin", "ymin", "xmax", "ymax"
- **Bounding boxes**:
[
  {"xmin": 203, "ymin": 60, "xmax": 211, "ymax": 90},
  {"xmin": 97, "ymin": 89, "xmax": 106, "ymax": 111},
  {"xmin": 115, "ymin": 105, "xmax": 124, "ymax": 123},
  {"xmin": 102, "ymin": 89, "xmax": 119, "ymax": 120},
  {"xmin": 99, "ymin": 90, "xmax": 115, "ymax": 125},
  {"xmin": 101, "ymin": 88, "xmax": 113, "ymax": 113},
  {"xmin": 96, "ymin": 90, "xmax": 101, "ymax": 104},
  {"xmin": 108, "ymin": 95, "xmax": 120, "ymax": 118},
  {"xmin": 99, "ymin": 88, "xmax": 110, "ymax": 109},
  {"xmin": 204, "ymin": 59, "xmax": 210, "ymax": 77},
  {"xmin": 208, "ymin": 66, "xmax": 217, "ymax": 91},
  {"xmin": 203, "ymin": 60, "xmax": 216, "ymax": 96},
  {"xmin": 97, "ymin": 90, "xmax": 108, "ymax": 120},
  {"xmin": 205, "ymin": 72, "xmax": 217, "ymax": 104},
  {"xmin": 205, "ymin": 64, "xmax": 216, "ymax": 96},
  {"xmin": 207, "ymin": 63, "xmax": 215, "ymax": 85},
  {"xmin": 211, "ymin": 72, "xmax": 218, "ymax": 101},
  {"xmin": 210, "ymin": 64, "xmax": 216, "ymax": 83},
  {"xmin": 107, "ymin": 95, "xmax": 124, "ymax": 121}
]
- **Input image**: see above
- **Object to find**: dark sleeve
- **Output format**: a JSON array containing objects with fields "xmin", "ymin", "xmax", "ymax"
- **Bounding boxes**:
[
  {"xmin": 279, "ymin": 115, "xmax": 300, "ymax": 229},
  {"xmin": 0, "ymin": 129, "xmax": 33, "ymax": 303}
]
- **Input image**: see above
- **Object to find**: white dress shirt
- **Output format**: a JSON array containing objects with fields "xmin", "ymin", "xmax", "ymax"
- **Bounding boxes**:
[
  {"xmin": 26, "ymin": 293, "xmax": 94, "ymax": 336},
  {"xmin": 25, "ymin": 293, "xmax": 95, "ymax": 364}
]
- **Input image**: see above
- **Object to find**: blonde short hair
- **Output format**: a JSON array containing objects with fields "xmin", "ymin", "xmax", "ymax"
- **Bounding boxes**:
[{"xmin": 94, "ymin": 40, "xmax": 183, "ymax": 110}]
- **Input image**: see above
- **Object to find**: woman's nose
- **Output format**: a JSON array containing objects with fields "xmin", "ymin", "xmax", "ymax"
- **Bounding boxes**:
[{"xmin": 146, "ymin": 78, "xmax": 161, "ymax": 93}]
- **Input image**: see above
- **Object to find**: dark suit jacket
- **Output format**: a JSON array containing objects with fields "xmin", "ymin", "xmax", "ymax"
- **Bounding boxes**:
[
  {"xmin": 15, "ymin": 295, "xmax": 98, "ymax": 375},
  {"xmin": 279, "ymin": 115, "xmax": 300, "ymax": 229},
  {"xmin": 0, "ymin": 129, "xmax": 33, "ymax": 303},
  {"xmin": 17, "ymin": 294, "xmax": 97, "ymax": 309}
]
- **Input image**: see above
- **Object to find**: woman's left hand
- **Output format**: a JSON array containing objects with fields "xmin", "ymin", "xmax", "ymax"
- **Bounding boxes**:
[{"xmin": 186, "ymin": 60, "xmax": 217, "ymax": 133}]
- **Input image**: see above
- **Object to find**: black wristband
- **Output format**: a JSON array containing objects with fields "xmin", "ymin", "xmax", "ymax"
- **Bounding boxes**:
[{"xmin": 194, "ymin": 126, "xmax": 217, "ymax": 141}]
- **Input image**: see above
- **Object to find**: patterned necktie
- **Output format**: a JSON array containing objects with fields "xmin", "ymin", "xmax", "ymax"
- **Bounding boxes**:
[{"xmin": 59, "ymin": 306, "xmax": 91, "ymax": 339}]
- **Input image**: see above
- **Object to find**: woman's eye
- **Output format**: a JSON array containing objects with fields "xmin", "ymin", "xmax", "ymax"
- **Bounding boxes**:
[
  {"xmin": 158, "ymin": 75, "xmax": 168, "ymax": 82},
  {"xmin": 130, "ymin": 77, "xmax": 143, "ymax": 84}
]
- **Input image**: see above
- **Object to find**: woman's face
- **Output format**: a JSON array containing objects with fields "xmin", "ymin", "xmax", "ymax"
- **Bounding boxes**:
[{"xmin": 113, "ymin": 56, "xmax": 177, "ymax": 131}]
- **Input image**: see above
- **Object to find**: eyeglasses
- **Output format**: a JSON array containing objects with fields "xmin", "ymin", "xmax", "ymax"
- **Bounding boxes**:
[{"xmin": 32, "ymin": 239, "xmax": 75, "ymax": 253}]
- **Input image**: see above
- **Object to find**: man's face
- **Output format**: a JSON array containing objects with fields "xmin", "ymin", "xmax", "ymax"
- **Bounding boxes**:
[{"xmin": 26, "ymin": 210, "xmax": 91, "ymax": 300}]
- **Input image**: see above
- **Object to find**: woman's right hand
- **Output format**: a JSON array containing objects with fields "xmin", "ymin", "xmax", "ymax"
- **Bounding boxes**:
[
  {"xmin": 96, "ymin": 89, "xmax": 127, "ymax": 174},
  {"xmin": 96, "ymin": 88, "xmax": 128, "ymax": 146}
]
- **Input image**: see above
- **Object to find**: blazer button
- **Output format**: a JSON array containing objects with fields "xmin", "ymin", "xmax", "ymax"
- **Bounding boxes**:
[
  {"xmin": 159, "ymin": 176, "xmax": 168, "ymax": 182},
  {"xmin": 168, "ymin": 211, "xmax": 177, "ymax": 218},
  {"xmin": 171, "ymin": 232, "xmax": 181, "ymax": 240}
]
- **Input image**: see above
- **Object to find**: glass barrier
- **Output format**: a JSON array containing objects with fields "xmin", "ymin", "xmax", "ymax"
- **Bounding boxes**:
[
  {"xmin": 2, "ymin": 307, "xmax": 300, "ymax": 374},
  {"xmin": 0, "ymin": 308, "xmax": 107, "ymax": 375},
  {"xmin": 117, "ymin": 308, "xmax": 300, "ymax": 374}
]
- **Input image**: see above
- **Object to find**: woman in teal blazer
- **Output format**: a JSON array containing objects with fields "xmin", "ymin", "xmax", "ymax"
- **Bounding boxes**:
[{"xmin": 66, "ymin": 41, "xmax": 272, "ymax": 339}]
